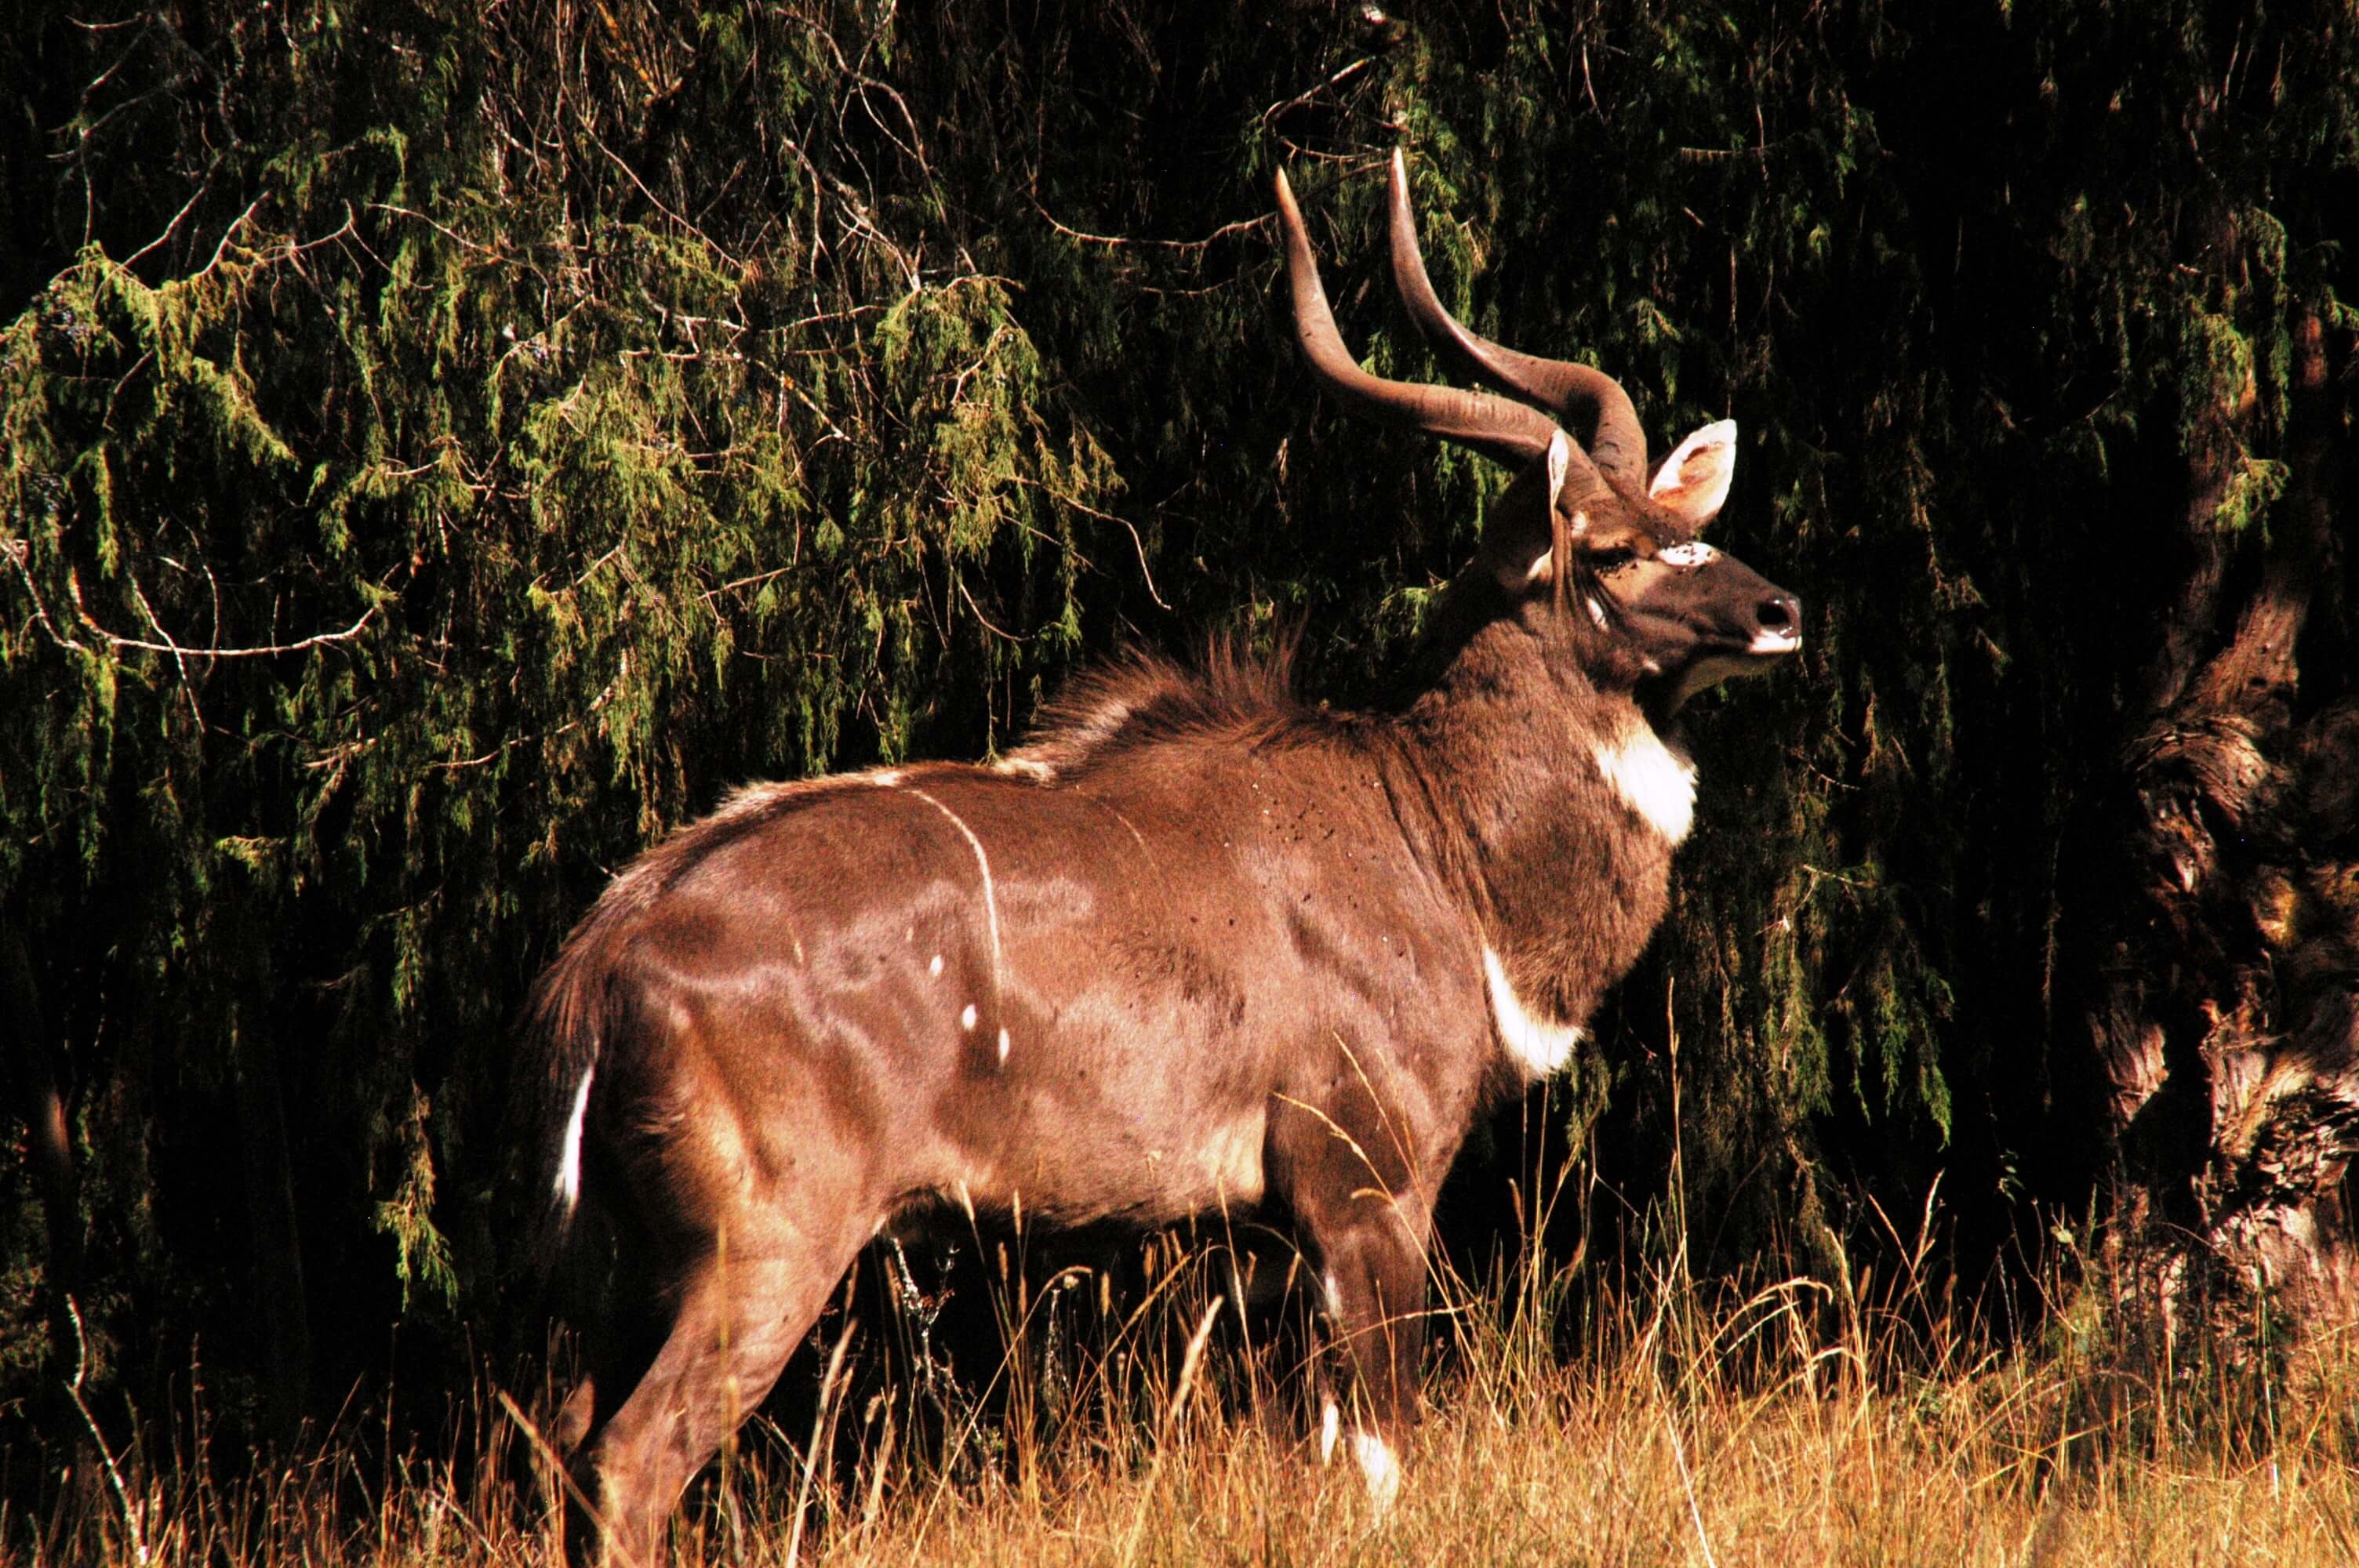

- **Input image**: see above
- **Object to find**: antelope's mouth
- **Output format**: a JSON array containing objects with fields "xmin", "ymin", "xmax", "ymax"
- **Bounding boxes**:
[{"xmin": 1746, "ymin": 623, "xmax": 1802, "ymax": 657}]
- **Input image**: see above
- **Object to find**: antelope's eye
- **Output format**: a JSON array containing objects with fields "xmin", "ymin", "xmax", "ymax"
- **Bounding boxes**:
[{"xmin": 1587, "ymin": 546, "xmax": 1638, "ymax": 572}]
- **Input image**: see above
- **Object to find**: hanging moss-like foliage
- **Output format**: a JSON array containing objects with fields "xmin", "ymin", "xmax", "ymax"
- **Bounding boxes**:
[{"xmin": 2, "ymin": 0, "xmax": 2354, "ymax": 1461}]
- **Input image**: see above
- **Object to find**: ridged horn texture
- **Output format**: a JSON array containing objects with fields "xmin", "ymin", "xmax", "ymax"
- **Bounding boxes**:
[
  {"xmin": 1385, "ymin": 151, "xmax": 1648, "ymax": 485},
  {"xmin": 1275, "ymin": 167, "xmax": 1561, "ymax": 471}
]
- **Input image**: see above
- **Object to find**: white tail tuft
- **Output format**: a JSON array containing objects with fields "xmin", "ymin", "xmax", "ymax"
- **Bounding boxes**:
[{"xmin": 554, "ymin": 1066, "xmax": 594, "ymax": 1213}]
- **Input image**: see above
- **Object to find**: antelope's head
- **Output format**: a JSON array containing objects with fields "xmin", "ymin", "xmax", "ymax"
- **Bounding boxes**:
[{"xmin": 1276, "ymin": 154, "xmax": 1801, "ymax": 709}]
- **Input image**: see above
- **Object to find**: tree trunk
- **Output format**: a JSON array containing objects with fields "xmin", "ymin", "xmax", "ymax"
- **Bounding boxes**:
[
  {"xmin": 233, "ymin": 1010, "xmax": 314, "ymax": 1438},
  {"xmin": 0, "ymin": 922, "xmax": 91, "ymax": 1443},
  {"xmin": 2085, "ymin": 314, "xmax": 2359, "ymax": 1334}
]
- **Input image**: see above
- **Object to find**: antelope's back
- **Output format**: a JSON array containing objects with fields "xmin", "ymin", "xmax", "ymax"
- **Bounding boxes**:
[{"xmin": 572, "ymin": 726, "xmax": 1490, "ymax": 1230}]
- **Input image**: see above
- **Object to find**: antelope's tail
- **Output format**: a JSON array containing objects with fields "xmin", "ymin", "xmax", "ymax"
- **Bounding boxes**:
[{"xmin": 519, "ymin": 927, "xmax": 616, "ymax": 1269}]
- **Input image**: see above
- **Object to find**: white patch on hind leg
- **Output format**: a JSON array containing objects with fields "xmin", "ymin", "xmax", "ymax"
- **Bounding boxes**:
[
  {"xmin": 1350, "ymin": 1430, "xmax": 1402, "ymax": 1514},
  {"xmin": 554, "ymin": 1065, "xmax": 594, "ymax": 1211},
  {"xmin": 1319, "ymin": 1398, "xmax": 1340, "ymax": 1465},
  {"xmin": 1592, "ymin": 724, "xmax": 1698, "ymax": 844},
  {"xmin": 1484, "ymin": 947, "xmax": 1584, "ymax": 1079}
]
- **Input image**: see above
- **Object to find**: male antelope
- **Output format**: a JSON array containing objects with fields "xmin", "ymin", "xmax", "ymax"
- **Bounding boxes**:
[{"xmin": 527, "ymin": 152, "xmax": 1800, "ymax": 1563}]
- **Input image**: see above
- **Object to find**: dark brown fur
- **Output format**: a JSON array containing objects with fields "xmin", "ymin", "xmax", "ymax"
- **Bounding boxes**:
[
  {"xmin": 530, "ymin": 591, "xmax": 1727, "ymax": 1563},
  {"xmin": 529, "ymin": 171, "xmax": 1802, "ymax": 1564}
]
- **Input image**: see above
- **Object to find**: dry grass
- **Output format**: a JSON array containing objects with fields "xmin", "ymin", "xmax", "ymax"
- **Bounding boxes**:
[{"xmin": 20, "ymin": 1211, "xmax": 2359, "ymax": 1568}]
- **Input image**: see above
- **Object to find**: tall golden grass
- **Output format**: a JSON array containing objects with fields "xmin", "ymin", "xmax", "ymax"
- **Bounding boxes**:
[{"xmin": 22, "ymin": 1182, "xmax": 2359, "ymax": 1567}]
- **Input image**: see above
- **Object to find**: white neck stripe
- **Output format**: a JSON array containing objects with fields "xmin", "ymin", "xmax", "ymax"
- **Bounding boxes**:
[{"xmin": 1484, "ymin": 946, "xmax": 1583, "ymax": 1078}]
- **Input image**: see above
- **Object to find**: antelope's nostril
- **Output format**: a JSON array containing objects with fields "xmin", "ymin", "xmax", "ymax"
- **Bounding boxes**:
[{"xmin": 1757, "ymin": 595, "xmax": 1797, "ymax": 632}]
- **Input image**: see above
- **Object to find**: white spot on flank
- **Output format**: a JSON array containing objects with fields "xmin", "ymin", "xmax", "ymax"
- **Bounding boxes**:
[
  {"xmin": 929, "ymin": 953, "xmax": 944, "ymax": 978},
  {"xmin": 961, "ymin": 1004, "xmax": 979, "ymax": 1031},
  {"xmin": 554, "ymin": 1066, "xmax": 594, "ymax": 1212},
  {"xmin": 997, "ymin": 1028, "xmax": 1011, "ymax": 1064},
  {"xmin": 1656, "ymin": 540, "xmax": 1720, "ymax": 567},
  {"xmin": 1350, "ymin": 1430, "xmax": 1403, "ymax": 1513},
  {"xmin": 904, "ymin": 786, "xmax": 1006, "ymax": 1022},
  {"xmin": 1483, "ymin": 947, "xmax": 1585, "ymax": 1078},
  {"xmin": 1320, "ymin": 1399, "xmax": 1341, "ymax": 1465},
  {"xmin": 1592, "ymin": 724, "xmax": 1698, "ymax": 844},
  {"xmin": 1585, "ymin": 594, "xmax": 1610, "ymax": 630},
  {"xmin": 1523, "ymin": 548, "xmax": 1554, "ymax": 584},
  {"xmin": 1323, "ymin": 1270, "xmax": 1343, "ymax": 1314}
]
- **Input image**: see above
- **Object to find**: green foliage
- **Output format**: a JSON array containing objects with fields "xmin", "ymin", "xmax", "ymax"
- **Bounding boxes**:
[{"xmin": 1, "ymin": 0, "xmax": 2352, "ymax": 1455}]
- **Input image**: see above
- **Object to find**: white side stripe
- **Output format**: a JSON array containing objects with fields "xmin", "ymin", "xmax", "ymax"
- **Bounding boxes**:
[
  {"xmin": 555, "ymin": 1066, "xmax": 594, "ymax": 1212},
  {"xmin": 905, "ymin": 787, "xmax": 1006, "ymax": 1036}
]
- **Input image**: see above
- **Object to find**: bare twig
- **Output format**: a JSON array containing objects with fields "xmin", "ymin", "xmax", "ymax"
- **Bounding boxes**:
[
  {"xmin": 367, "ymin": 202, "xmax": 488, "ymax": 255},
  {"xmin": 1030, "ymin": 201, "xmax": 1270, "ymax": 255},
  {"xmin": 127, "ymin": 575, "xmax": 201, "ymax": 724},
  {"xmin": 194, "ymin": 197, "xmax": 267, "ymax": 281},
  {"xmin": 583, "ymin": 126, "xmax": 741, "ymax": 271},
  {"xmin": 3, "ymin": 545, "xmax": 90, "ymax": 654},
  {"xmin": 1005, "ymin": 477, "xmax": 1170, "ymax": 610},
  {"xmin": 64, "ymin": 1296, "xmax": 149, "ymax": 1566},
  {"xmin": 60, "ymin": 570, "xmax": 380, "ymax": 659},
  {"xmin": 119, "ymin": 178, "xmax": 212, "ymax": 269},
  {"xmin": 1261, "ymin": 56, "xmax": 1376, "ymax": 129},
  {"xmin": 956, "ymin": 578, "xmax": 1027, "ymax": 643}
]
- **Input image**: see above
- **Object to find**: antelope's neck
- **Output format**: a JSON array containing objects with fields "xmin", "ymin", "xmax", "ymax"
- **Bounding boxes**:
[{"xmin": 1391, "ymin": 622, "xmax": 1692, "ymax": 1065}]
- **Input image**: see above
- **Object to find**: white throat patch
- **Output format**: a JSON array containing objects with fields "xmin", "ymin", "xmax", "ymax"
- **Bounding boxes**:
[
  {"xmin": 1593, "ymin": 726, "xmax": 1697, "ymax": 844},
  {"xmin": 1484, "ymin": 946, "xmax": 1584, "ymax": 1078}
]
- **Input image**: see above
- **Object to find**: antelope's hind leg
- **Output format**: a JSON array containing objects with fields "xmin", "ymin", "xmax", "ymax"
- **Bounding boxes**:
[{"xmin": 573, "ymin": 1194, "xmax": 869, "ymax": 1567}]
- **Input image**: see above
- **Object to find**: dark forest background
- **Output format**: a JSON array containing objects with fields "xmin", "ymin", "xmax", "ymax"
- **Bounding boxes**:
[{"xmin": 3, "ymin": 0, "xmax": 2355, "ymax": 1488}]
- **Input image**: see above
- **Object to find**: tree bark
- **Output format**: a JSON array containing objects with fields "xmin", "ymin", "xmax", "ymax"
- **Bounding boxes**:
[
  {"xmin": 233, "ymin": 1010, "xmax": 314, "ymax": 1438},
  {"xmin": 2085, "ymin": 314, "xmax": 2359, "ymax": 1334},
  {"xmin": 0, "ymin": 920, "xmax": 100, "ymax": 1480}
]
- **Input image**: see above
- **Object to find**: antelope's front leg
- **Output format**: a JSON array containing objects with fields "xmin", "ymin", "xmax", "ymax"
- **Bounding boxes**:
[
  {"xmin": 1271, "ymin": 1087, "xmax": 1434, "ymax": 1515},
  {"xmin": 1312, "ymin": 1210, "xmax": 1429, "ymax": 1511}
]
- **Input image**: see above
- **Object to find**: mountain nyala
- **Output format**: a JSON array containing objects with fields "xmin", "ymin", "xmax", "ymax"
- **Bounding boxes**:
[{"xmin": 525, "ymin": 151, "xmax": 1802, "ymax": 1563}]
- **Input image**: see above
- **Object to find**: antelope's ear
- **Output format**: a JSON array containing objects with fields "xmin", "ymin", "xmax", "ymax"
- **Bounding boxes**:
[
  {"xmin": 1486, "ymin": 430, "xmax": 1576, "ymax": 590},
  {"xmin": 1649, "ymin": 419, "xmax": 1736, "ymax": 529}
]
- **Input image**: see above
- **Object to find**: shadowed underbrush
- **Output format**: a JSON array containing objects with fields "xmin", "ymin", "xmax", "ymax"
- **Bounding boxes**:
[{"xmin": 20, "ymin": 1196, "xmax": 2359, "ymax": 1568}]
